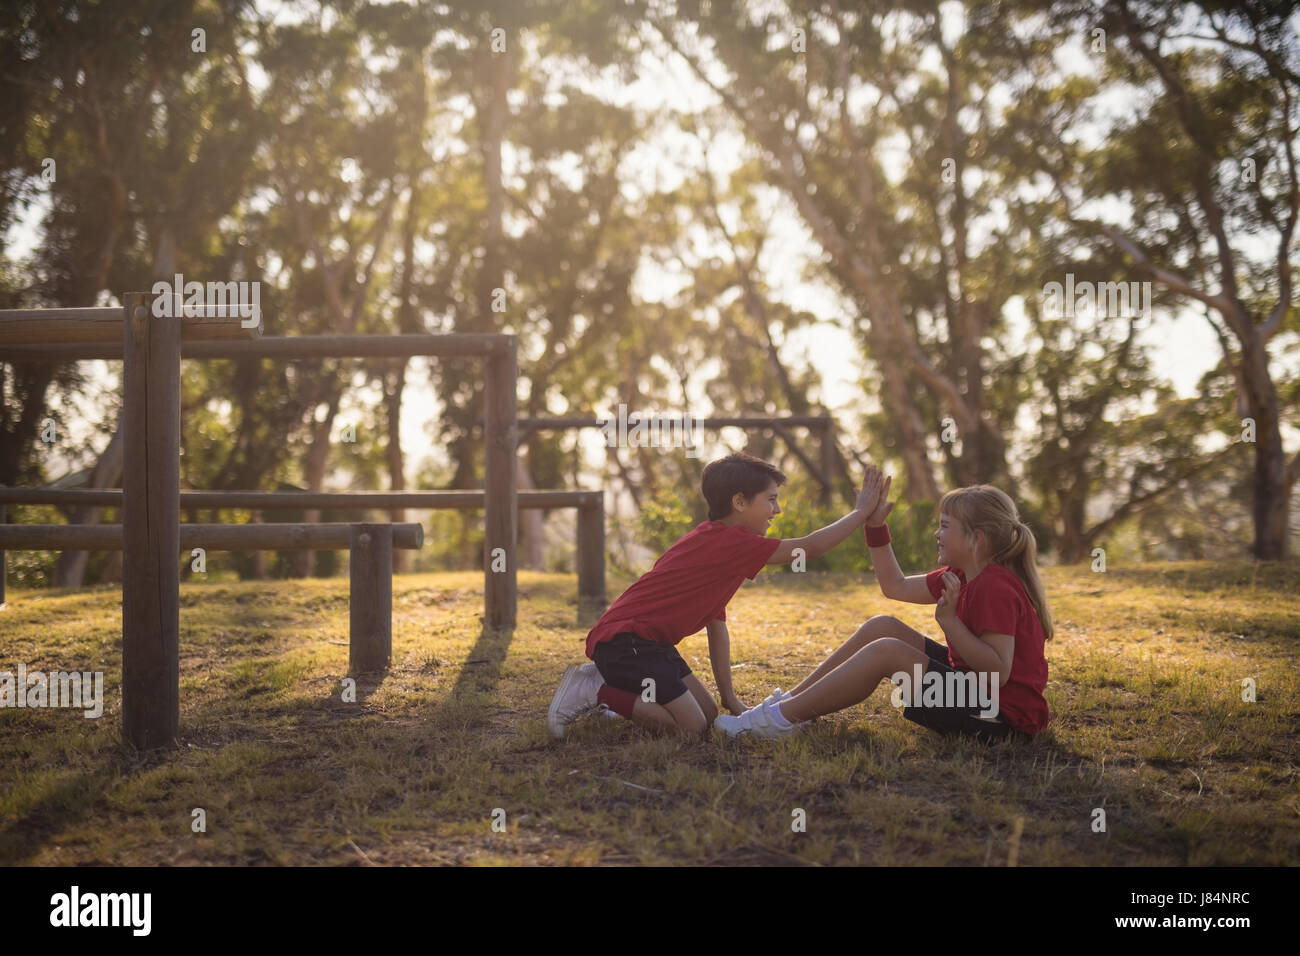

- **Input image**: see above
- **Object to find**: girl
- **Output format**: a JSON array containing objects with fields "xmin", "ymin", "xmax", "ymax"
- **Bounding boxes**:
[{"xmin": 715, "ymin": 467, "xmax": 1053, "ymax": 742}]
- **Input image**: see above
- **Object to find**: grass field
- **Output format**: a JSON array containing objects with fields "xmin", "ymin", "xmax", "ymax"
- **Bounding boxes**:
[{"xmin": 1, "ymin": 562, "xmax": 1297, "ymax": 866}]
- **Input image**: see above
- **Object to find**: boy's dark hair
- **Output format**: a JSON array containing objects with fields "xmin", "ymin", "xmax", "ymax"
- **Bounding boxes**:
[{"xmin": 701, "ymin": 452, "xmax": 787, "ymax": 521}]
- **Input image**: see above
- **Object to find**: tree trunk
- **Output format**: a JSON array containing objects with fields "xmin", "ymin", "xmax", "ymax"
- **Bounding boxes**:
[
  {"xmin": 1056, "ymin": 487, "xmax": 1089, "ymax": 564},
  {"xmin": 1241, "ymin": 335, "xmax": 1290, "ymax": 559}
]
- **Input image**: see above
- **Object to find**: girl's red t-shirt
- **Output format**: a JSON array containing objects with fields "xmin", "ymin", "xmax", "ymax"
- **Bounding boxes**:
[{"xmin": 925, "ymin": 563, "xmax": 1051, "ymax": 735}]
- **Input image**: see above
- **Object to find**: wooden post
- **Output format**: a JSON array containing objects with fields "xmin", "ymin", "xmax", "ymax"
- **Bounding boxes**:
[
  {"xmin": 122, "ymin": 291, "xmax": 180, "ymax": 750},
  {"xmin": 349, "ymin": 523, "xmax": 392, "ymax": 673},
  {"xmin": 484, "ymin": 343, "xmax": 517, "ymax": 629},
  {"xmin": 577, "ymin": 495, "xmax": 606, "ymax": 620}
]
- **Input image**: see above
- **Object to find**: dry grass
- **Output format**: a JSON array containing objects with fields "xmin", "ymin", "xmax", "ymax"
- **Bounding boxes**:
[{"xmin": 1, "ymin": 561, "xmax": 1297, "ymax": 866}]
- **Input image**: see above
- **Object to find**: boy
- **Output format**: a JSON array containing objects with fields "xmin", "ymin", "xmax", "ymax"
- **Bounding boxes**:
[{"xmin": 546, "ymin": 451, "xmax": 886, "ymax": 737}]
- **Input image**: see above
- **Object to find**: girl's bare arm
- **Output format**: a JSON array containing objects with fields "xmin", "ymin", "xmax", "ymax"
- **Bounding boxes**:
[{"xmin": 868, "ymin": 537, "xmax": 937, "ymax": 603}]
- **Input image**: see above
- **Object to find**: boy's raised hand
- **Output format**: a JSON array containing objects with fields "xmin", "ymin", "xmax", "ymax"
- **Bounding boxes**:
[{"xmin": 854, "ymin": 465, "xmax": 883, "ymax": 516}]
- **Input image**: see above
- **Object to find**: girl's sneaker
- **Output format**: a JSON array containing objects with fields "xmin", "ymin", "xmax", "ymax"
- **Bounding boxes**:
[
  {"xmin": 714, "ymin": 700, "xmax": 801, "ymax": 739},
  {"xmin": 547, "ymin": 663, "xmax": 605, "ymax": 737},
  {"xmin": 762, "ymin": 687, "xmax": 810, "ymax": 727}
]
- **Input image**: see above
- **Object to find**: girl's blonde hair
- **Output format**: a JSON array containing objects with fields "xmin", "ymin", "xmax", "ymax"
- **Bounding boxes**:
[{"xmin": 939, "ymin": 485, "xmax": 1054, "ymax": 641}]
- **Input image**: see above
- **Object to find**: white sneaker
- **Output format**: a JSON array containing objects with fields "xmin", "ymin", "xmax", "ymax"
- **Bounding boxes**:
[
  {"xmin": 547, "ymin": 663, "xmax": 605, "ymax": 737},
  {"xmin": 715, "ymin": 700, "xmax": 801, "ymax": 739},
  {"xmin": 763, "ymin": 687, "xmax": 810, "ymax": 727}
]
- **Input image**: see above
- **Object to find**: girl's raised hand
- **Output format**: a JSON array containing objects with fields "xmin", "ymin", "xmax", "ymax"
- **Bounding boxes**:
[{"xmin": 864, "ymin": 471, "xmax": 894, "ymax": 526}]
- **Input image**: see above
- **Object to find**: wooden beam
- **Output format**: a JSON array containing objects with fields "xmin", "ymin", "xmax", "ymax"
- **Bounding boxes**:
[
  {"xmin": 484, "ymin": 345, "xmax": 517, "ymax": 629},
  {"xmin": 0, "ymin": 523, "xmax": 424, "ymax": 551},
  {"xmin": 516, "ymin": 414, "xmax": 833, "ymax": 438},
  {"xmin": 1, "ymin": 333, "xmax": 511, "ymax": 361},
  {"xmin": 0, "ymin": 488, "xmax": 601, "ymax": 510},
  {"xmin": 349, "ymin": 524, "xmax": 393, "ymax": 673},
  {"xmin": 0, "ymin": 306, "xmax": 260, "ymax": 345},
  {"xmin": 122, "ymin": 291, "xmax": 180, "ymax": 750},
  {"xmin": 577, "ymin": 495, "xmax": 606, "ymax": 622}
]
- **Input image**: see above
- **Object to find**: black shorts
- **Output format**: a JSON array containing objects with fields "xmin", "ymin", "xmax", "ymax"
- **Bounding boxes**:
[
  {"xmin": 592, "ymin": 632, "xmax": 692, "ymax": 706},
  {"xmin": 901, "ymin": 638, "xmax": 1026, "ymax": 743}
]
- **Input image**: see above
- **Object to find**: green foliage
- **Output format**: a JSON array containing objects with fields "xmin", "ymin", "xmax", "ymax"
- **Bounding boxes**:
[
  {"xmin": 635, "ymin": 486, "xmax": 698, "ymax": 556},
  {"xmin": 4, "ymin": 505, "xmax": 58, "ymax": 589}
]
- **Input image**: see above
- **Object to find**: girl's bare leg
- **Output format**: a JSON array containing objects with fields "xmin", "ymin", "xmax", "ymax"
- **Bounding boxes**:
[
  {"xmin": 779, "ymin": 638, "xmax": 931, "ymax": 724},
  {"xmin": 788, "ymin": 615, "xmax": 929, "ymax": 695}
]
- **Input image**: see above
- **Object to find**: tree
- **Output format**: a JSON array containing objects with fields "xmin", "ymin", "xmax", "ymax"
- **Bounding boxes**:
[{"xmin": 1038, "ymin": 0, "xmax": 1300, "ymax": 558}]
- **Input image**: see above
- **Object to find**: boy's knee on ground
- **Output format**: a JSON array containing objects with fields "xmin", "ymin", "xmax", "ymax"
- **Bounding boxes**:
[
  {"xmin": 665, "ymin": 690, "xmax": 709, "ymax": 734},
  {"xmin": 683, "ymin": 675, "xmax": 718, "ymax": 723}
]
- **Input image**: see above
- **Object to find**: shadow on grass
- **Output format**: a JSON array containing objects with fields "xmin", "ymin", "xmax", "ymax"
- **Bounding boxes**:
[
  {"xmin": 0, "ymin": 742, "xmax": 186, "ymax": 865},
  {"xmin": 448, "ymin": 625, "xmax": 515, "ymax": 703}
]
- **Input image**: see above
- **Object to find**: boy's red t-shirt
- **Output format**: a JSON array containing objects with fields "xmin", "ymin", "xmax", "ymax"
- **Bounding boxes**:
[
  {"xmin": 585, "ymin": 520, "xmax": 781, "ymax": 659},
  {"xmin": 925, "ymin": 563, "xmax": 1051, "ymax": 735}
]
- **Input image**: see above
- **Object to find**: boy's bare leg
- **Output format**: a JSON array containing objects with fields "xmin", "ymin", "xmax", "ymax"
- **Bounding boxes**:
[
  {"xmin": 779, "ymin": 638, "xmax": 930, "ymax": 723},
  {"xmin": 682, "ymin": 673, "xmax": 719, "ymax": 724},
  {"xmin": 629, "ymin": 687, "xmax": 710, "ymax": 736},
  {"xmin": 788, "ymin": 615, "xmax": 929, "ymax": 695}
]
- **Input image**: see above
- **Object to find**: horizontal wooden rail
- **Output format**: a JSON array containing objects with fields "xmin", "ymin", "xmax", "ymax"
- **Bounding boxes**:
[
  {"xmin": 518, "ymin": 414, "xmax": 833, "ymax": 430},
  {"xmin": 1, "ymin": 332, "xmax": 512, "ymax": 362},
  {"xmin": 0, "ymin": 488, "xmax": 599, "ymax": 510},
  {"xmin": 0, "ymin": 522, "xmax": 423, "ymax": 551},
  {"xmin": 0, "ymin": 487, "xmax": 605, "ymax": 619},
  {"xmin": 0, "ymin": 309, "xmax": 260, "ymax": 345}
]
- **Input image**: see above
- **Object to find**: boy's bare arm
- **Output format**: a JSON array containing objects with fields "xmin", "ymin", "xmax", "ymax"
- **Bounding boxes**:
[
  {"xmin": 767, "ymin": 509, "xmax": 868, "ymax": 564},
  {"xmin": 706, "ymin": 619, "xmax": 745, "ymax": 715},
  {"xmin": 766, "ymin": 467, "xmax": 882, "ymax": 565}
]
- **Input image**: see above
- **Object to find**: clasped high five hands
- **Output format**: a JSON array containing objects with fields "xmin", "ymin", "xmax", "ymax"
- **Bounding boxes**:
[{"xmin": 854, "ymin": 464, "xmax": 895, "ymax": 527}]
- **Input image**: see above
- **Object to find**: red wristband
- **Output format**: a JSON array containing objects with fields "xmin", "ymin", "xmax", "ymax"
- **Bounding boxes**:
[{"xmin": 865, "ymin": 523, "xmax": 891, "ymax": 547}]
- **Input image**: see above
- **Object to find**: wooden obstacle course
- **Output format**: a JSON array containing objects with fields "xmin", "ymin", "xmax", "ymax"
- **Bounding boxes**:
[
  {"xmin": 0, "ymin": 294, "xmax": 527, "ymax": 747},
  {"xmin": 0, "ymin": 294, "xmax": 261, "ymax": 747},
  {"xmin": 1, "ymin": 327, "xmax": 519, "ymax": 631}
]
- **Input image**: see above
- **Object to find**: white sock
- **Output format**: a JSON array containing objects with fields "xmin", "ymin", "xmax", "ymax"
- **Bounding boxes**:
[
  {"xmin": 768, "ymin": 701, "xmax": 793, "ymax": 728},
  {"xmin": 782, "ymin": 691, "xmax": 794, "ymax": 700}
]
